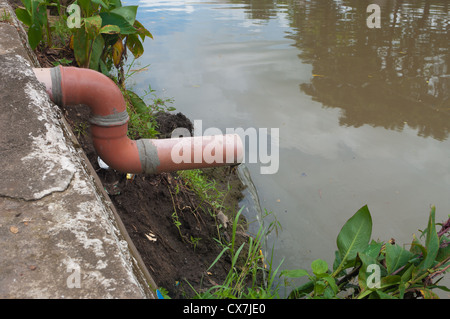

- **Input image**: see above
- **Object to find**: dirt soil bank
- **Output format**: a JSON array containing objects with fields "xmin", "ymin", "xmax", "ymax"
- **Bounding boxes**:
[{"xmin": 62, "ymin": 104, "xmax": 248, "ymax": 298}]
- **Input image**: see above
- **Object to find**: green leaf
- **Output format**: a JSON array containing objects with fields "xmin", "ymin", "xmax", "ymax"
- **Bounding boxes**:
[
  {"xmin": 357, "ymin": 252, "xmax": 386, "ymax": 291},
  {"xmin": 110, "ymin": 5, "xmax": 138, "ymax": 26},
  {"xmin": 127, "ymin": 90, "xmax": 148, "ymax": 114},
  {"xmin": 322, "ymin": 275, "xmax": 338, "ymax": 295},
  {"xmin": 72, "ymin": 27, "xmax": 88, "ymax": 67},
  {"xmin": 385, "ymin": 243, "xmax": 413, "ymax": 274},
  {"xmin": 363, "ymin": 241, "xmax": 383, "ymax": 259},
  {"xmin": 108, "ymin": 0, "xmax": 123, "ymax": 10},
  {"xmin": 84, "ymin": 15, "xmax": 102, "ymax": 39},
  {"xmin": 280, "ymin": 269, "xmax": 310, "ymax": 279},
  {"xmin": 134, "ymin": 19, "xmax": 153, "ymax": 40},
  {"xmin": 77, "ymin": 0, "xmax": 94, "ymax": 16},
  {"xmin": 22, "ymin": 0, "xmax": 32, "ymax": 13},
  {"xmin": 311, "ymin": 259, "xmax": 328, "ymax": 276},
  {"xmin": 419, "ymin": 206, "xmax": 439, "ymax": 270},
  {"xmin": 27, "ymin": 23, "xmax": 42, "ymax": 50},
  {"xmin": 379, "ymin": 275, "xmax": 401, "ymax": 289},
  {"xmin": 15, "ymin": 7, "xmax": 32, "ymax": 26},
  {"xmin": 126, "ymin": 33, "xmax": 144, "ymax": 58},
  {"xmin": 88, "ymin": 34, "xmax": 105, "ymax": 71},
  {"xmin": 289, "ymin": 282, "xmax": 314, "ymax": 298},
  {"xmin": 92, "ymin": 0, "xmax": 109, "ymax": 10},
  {"xmin": 375, "ymin": 290, "xmax": 398, "ymax": 299},
  {"xmin": 335, "ymin": 205, "xmax": 372, "ymax": 271},
  {"xmin": 410, "ymin": 233, "xmax": 426, "ymax": 255},
  {"xmin": 436, "ymin": 239, "xmax": 450, "ymax": 263},
  {"xmin": 400, "ymin": 264, "xmax": 415, "ymax": 282},
  {"xmin": 99, "ymin": 12, "xmax": 136, "ymax": 35},
  {"xmin": 100, "ymin": 24, "xmax": 121, "ymax": 34},
  {"xmin": 420, "ymin": 288, "xmax": 440, "ymax": 299}
]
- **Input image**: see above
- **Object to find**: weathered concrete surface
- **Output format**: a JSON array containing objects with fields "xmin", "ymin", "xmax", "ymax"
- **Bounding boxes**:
[{"xmin": 0, "ymin": 0, "xmax": 156, "ymax": 298}]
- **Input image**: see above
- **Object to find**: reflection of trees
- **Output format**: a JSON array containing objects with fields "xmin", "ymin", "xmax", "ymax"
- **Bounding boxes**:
[
  {"xmin": 291, "ymin": 0, "xmax": 450, "ymax": 140},
  {"xmin": 232, "ymin": 0, "xmax": 450, "ymax": 140}
]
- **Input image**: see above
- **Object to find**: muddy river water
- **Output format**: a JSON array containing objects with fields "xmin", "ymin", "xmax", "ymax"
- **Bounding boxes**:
[{"xmin": 127, "ymin": 0, "xmax": 449, "ymax": 296}]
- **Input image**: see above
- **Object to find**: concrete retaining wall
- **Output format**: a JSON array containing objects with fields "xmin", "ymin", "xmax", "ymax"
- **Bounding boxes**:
[{"xmin": 0, "ymin": 0, "xmax": 157, "ymax": 298}]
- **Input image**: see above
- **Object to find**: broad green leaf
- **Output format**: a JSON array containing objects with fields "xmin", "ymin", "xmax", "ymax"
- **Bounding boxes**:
[
  {"xmin": 385, "ymin": 243, "xmax": 413, "ymax": 274},
  {"xmin": 332, "ymin": 250, "xmax": 341, "ymax": 272},
  {"xmin": 100, "ymin": 24, "xmax": 121, "ymax": 34},
  {"xmin": 336, "ymin": 205, "xmax": 372, "ymax": 269},
  {"xmin": 88, "ymin": 34, "xmax": 105, "ymax": 71},
  {"xmin": 363, "ymin": 241, "xmax": 383, "ymax": 259},
  {"xmin": 99, "ymin": 59, "xmax": 109, "ymax": 76},
  {"xmin": 72, "ymin": 27, "xmax": 89, "ymax": 67},
  {"xmin": 311, "ymin": 259, "xmax": 328, "ymax": 276},
  {"xmin": 410, "ymin": 233, "xmax": 426, "ymax": 255},
  {"xmin": 375, "ymin": 290, "xmax": 398, "ymax": 299},
  {"xmin": 420, "ymin": 288, "xmax": 440, "ymax": 299},
  {"xmin": 15, "ymin": 7, "xmax": 32, "ymax": 26},
  {"xmin": 400, "ymin": 264, "xmax": 415, "ymax": 283},
  {"xmin": 110, "ymin": 5, "xmax": 138, "ymax": 26},
  {"xmin": 92, "ymin": 0, "xmax": 109, "ymax": 10},
  {"xmin": 280, "ymin": 269, "xmax": 310, "ymax": 278},
  {"xmin": 134, "ymin": 19, "xmax": 153, "ymax": 40},
  {"xmin": 112, "ymin": 38, "xmax": 124, "ymax": 66},
  {"xmin": 313, "ymin": 280, "xmax": 326, "ymax": 296},
  {"xmin": 127, "ymin": 90, "xmax": 148, "ymax": 114},
  {"xmin": 99, "ymin": 12, "xmax": 136, "ymax": 35},
  {"xmin": 436, "ymin": 241, "xmax": 450, "ymax": 263},
  {"xmin": 322, "ymin": 275, "xmax": 338, "ymax": 294},
  {"xmin": 126, "ymin": 33, "xmax": 144, "ymax": 58},
  {"xmin": 28, "ymin": 23, "xmax": 42, "ymax": 50},
  {"xmin": 108, "ymin": 0, "xmax": 123, "ymax": 10},
  {"xmin": 22, "ymin": 0, "xmax": 32, "ymax": 12},
  {"xmin": 419, "ymin": 206, "xmax": 439, "ymax": 270},
  {"xmin": 35, "ymin": 2, "xmax": 48, "ymax": 26},
  {"xmin": 288, "ymin": 280, "xmax": 314, "ymax": 298},
  {"xmin": 84, "ymin": 15, "xmax": 102, "ymax": 39},
  {"xmin": 380, "ymin": 275, "xmax": 401, "ymax": 289},
  {"xmin": 77, "ymin": 0, "xmax": 94, "ymax": 16}
]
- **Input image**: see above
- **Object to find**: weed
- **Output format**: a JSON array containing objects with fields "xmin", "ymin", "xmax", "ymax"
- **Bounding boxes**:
[{"xmin": 1, "ymin": 9, "xmax": 11, "ymax": 22}]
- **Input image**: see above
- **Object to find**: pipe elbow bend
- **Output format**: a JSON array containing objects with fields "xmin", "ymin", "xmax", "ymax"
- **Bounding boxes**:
[{"xmin": 33, "ymin": 66, "xmax": 243, "ymax": 174}]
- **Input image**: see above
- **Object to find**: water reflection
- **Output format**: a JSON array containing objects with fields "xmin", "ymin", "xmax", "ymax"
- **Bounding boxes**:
[{"xmin": 231, "ymin": 0, "xmax": 450, "ymax": 140}]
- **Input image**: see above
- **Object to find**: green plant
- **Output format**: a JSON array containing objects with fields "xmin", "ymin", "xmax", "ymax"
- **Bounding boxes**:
[
  {"xmin": 52, "ymin": 57, "xmax": 73, "ymax": 66},
  {"xmin": 177, "ymin": 169, "xmax": 225, "ymax": 213},
  {"xmin": 282, "ymin": 205, "xmax": 450, "ymax": 299},
  {"xmin": 73, "ymin": 121, "xmax": 88, "ymax": 138},
  {"xmin": 1, "ymin": 8, "xmax": 11, "ymax": 22},
  {"xmin": 69, "ymin": 0, "xmax": 152, "ymax": 77},
  {"xmin": 190, "ymin": 236, "xmax": 202, "ymax": 251},
  {"xmin": 16, "ymin": 0, "xmax": 60, "ymax": 49},
  {"xmin": 189, "ymin": 207, "xmax": 282, "ymax": 299}
]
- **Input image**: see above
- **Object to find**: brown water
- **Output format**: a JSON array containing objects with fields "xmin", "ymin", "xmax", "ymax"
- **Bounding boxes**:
[{"xmin": 129, "ymin": 0, "xmax": 450, "ymax": 297}]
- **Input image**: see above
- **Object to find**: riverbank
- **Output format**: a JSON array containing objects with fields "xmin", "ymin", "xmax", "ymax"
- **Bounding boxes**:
[
  {"xmin": 62, "ymin": 102, "xmax": 248, "ymax": 298},
  {"xmin": 2, "ymin": 0, "xmax": 250, "ymax": 299}
]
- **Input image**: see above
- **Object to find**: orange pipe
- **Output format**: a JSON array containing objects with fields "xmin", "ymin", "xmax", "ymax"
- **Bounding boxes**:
[{"xmin": 33, "ymin": 66, "xmax": 243, "ymax": 174}]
